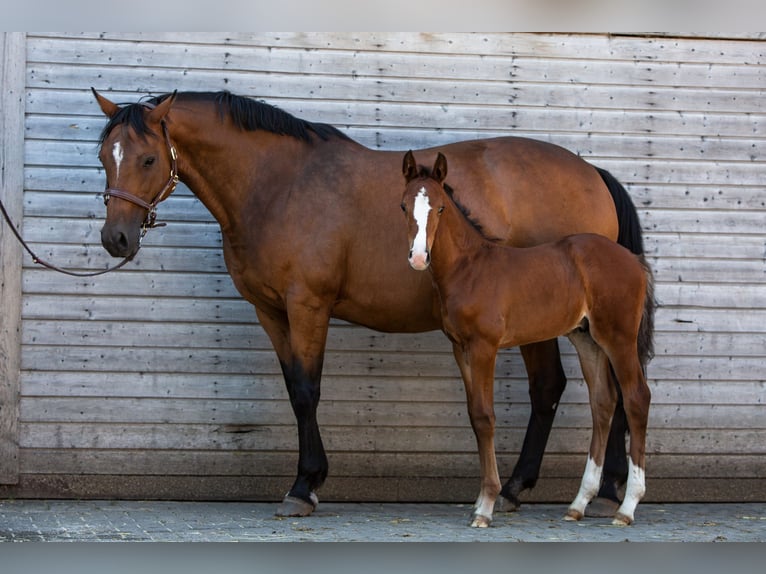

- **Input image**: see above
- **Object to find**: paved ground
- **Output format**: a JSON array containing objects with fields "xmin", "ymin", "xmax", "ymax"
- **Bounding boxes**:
[{"xmin": 0, "ymin": 500, "xmax": 764, "ymax": 542}]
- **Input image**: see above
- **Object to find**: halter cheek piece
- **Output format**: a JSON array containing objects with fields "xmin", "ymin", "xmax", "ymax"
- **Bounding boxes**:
[{"xmin": 102, "ymin": 111, "xmax": 179, "ymax": 239}]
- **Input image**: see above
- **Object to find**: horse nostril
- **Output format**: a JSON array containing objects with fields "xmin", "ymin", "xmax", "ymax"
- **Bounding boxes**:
[
  {"xmin": 425, "ymin": 252, "xmax": 431, "ymax": 265},
  {"xmin": 101, "ymin": 224, "xmax": 135, "ymax": 258},
  {"xmin": 408, "ymin": 249, "xmax": 414, "ymax": 260},
  {"xmin": 116, "ymin": 232, "xmax": 129, "ymax": 251}
]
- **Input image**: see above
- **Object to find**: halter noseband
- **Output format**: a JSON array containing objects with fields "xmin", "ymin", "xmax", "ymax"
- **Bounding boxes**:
[{"xmin": 103, "ymin": 116, "xmax": 179, "ymax": 236}]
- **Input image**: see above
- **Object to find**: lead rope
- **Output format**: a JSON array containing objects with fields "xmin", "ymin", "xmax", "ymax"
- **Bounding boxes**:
[{"xmin": 0, "ymin": 196, "xmax": 137, "ymax": 277}]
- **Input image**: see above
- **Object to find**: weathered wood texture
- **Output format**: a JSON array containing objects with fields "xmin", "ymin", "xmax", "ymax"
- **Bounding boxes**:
[
  {"xmin": 2, "ymin": 33, "xmax": 764, "ymax": 502},
  {"xmin": 0, "ymin": 33, "xmax": 25, "ymax": 484}
]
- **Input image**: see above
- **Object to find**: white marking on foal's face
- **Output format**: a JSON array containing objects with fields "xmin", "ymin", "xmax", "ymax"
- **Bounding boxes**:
[
  {"xmin": 410, "ymin": 187, "xmax": 432, "ymax": 267},
  {"xmin": 112, "ymin": 141, "xmax": 124, "ymax": 181}
]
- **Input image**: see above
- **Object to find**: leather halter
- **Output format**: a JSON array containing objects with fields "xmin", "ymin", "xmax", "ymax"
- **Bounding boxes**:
[{"xmin": 103, "ymin": 117, "xmax": 179, "ymax": 236}]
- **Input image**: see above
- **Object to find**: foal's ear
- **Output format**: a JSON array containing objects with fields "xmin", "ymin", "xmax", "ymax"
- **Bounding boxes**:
[
  {"xmin": 147, "ymin": 91, "xmax": 178, "ymax": 124},
  {"xmin": 403, "ymin": 150, "xmax": 419, "ymax": 182},
  {"xmin": 433, "ymin": 152, "xmax": 448, "ymax": 184},
  {"xmin": 92, "ymin": 88, "xmax": 120, "ymax": 118}
]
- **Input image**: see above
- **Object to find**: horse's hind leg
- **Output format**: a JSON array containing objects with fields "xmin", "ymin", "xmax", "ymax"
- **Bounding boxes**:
[
  {"xmin": 565, "ymin": 332, "xmax": 616, "ymax": 521},
  {"xmin": 499, "ymin": 339, "xmax": 567, "ymax": 511},
  {"xmin": 256, "ymin": 301, "xmax": 331, "ymax": 517},
  {"xmin": 454, "ymin": 341, "xmax": 502, "ymax": 527},
  {"xmin": 608, "ymin": 352, "xmax": 650, "ymax": 526},
  {"xmin": 589, "ymin": 372, "xmax": 629, "ymax": 516}
]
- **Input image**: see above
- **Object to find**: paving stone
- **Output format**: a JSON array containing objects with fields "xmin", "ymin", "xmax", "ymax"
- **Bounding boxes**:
[{"xmin": 0, "ymin": 500, "xmax": 764, "ymax": 542}]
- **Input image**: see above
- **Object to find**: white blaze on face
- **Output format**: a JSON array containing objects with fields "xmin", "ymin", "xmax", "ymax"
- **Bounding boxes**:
[
  {"xmin": 409, "ymin": 187, "xmax": 432, "ymax": 269},
  {"xmin": 112, "ymin": 141, "xmax": 124, "ymax": 182}
]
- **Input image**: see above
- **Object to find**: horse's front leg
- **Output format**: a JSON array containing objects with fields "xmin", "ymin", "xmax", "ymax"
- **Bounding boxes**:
[
  {"xmin": 256, "ymin": 300, "xmax": 331, "ymax": 517},
  {"xmin": 499, "ymin": 339, "xmax": 566, "ymax": 511},
  {"xmin": 456, "ymin": 341, "xmax": 501, "ymax": 528}
]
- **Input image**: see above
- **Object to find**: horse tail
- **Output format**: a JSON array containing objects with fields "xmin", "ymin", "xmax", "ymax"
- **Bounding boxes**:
[
  {"xmin": 595, "ymin": 166, "xmax": 656, "ymax": 370},
  {"xmin": 637, "ymin": 254, "xmax": 656, "ymax": 370},
  {"xmin": 595, "ymin": 167, "xmax": 644, "ymax": 255}
]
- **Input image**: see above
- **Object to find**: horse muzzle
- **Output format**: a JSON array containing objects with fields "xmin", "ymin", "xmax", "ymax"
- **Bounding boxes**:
[
  {"xmin": 408, "ymin": 249, "xmax": 431, "ymax": 271},
  {"xmin": 101, "ymin": 221, "xmax": 142, "ymax": 258}
]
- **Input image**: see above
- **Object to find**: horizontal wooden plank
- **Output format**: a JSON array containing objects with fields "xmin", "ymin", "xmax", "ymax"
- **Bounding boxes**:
[
  {"xmin": 26, "ymin": 37, "xmax": 765, "ymax": 90},
  {"xmin": 21, "ymin": 218, "xmax": 222, "ymax": 248},
  {"xmin": 16, "ymin": 224, "xmax": 766, "ymax": 270},
  {"xmin": 18, "ymin": 369, "xmax": 766, "ymax": 408},
  {"xmin": 26, "ymin": 91, "xmax": 766, "ymax": 140},
  {"xmin": 19, "ymin": 365, "xmax": 765, "ymax": 405},
  {"xmin": 651, "ymin": 257, "xmax": 766, "ymax": 284},
  {"xmin": 644, "ymin": 233, "xmax": 766, "ymax": 260},
  {"xmin": 18, "ymin": 396, "xmax": 764, "ymax": 430},
  {"xmin": 19, "ymin": 210, "xmax": 766, "ymax": 254},
  {"xmin": 18, "ymin": 450, "xmax": 764, "ymax": 479},
  {"xmin": 25, "ymin": 139, "xmax": 766, "ymax": 187},
  {"xmin": 22, "ymin": 167, "xmax": 766, "ymax": 221},
  {"xmin": 3, "ymin": 472, "xmax": 765, "ymax": 503},
  {"xmin": 19, "ymin": 423, "xmax": 766, "ymax": 455},
  {"xmin": 23, "ymin": 191, "xmax": 211, "ymax": 222},
  {"xmin": 26, "ymin": 64, "xmax": 765, "ymax": 117},
  {"xmin": 21, "ymin": 292, "xmax": 766, "ymax": 334},
  {"xmin": 29, "ymin": 33, "xmax": 766, "ymax": 66},
  {"xmin": 20, "ymin": 342, "xmax": 766, "ymax": 382},
  {"xmin": 22, "ymin": 294, "xmax": 253, "ymax": 323},
  {"xmin": 22, "ymin": 319, "xmax": 765, "ymax": 357},
  {"xmin": 23, "ymin": 270, "xmax": 766, "ymax": 308},
  {"xmin": 26, "ymin": 115, "xmax": 766, "ymax": 171},
  {"xmin": 18, "ymin": 244, "xmax": 228, "ymax": 274},
  {"xmin": 655, "ymin": 308, "xmax": 766, "ymax": 333},
  {"xmin": 23, "ymin": 269, "xmax": 241, "ymax": 299}
]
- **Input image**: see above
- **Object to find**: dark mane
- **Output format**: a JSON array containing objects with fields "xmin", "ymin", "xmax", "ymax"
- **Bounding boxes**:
[
  {"xmin": 98, "ymin": 91, "xmax": 351, "ymax": 144},
  {"xmin": 417, "ymin": 167, "xmax": 500, "ymax": 241}
]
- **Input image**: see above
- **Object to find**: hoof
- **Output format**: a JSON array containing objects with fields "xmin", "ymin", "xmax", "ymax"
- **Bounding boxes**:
[
  {"xmin": 496, "ymin": 495, "xmax": 520, "ymax": 513},
  {"xmin": 586, "ymin": 496, "xmax": 620, "ymax": 518},
  {"xmin": 275, "ymin": 493, "xmax": 318, "ymax": 517},
  {"xmin": 470, "ymin": 512, "xmax": 492, "ymax": 528},
  {"xmin": 564, "ymin": 508, "xmax": 584, "ymax": 522},
  {"xmin": 612, "ymin": 512, "xmax": 633, "ymax": 527}
]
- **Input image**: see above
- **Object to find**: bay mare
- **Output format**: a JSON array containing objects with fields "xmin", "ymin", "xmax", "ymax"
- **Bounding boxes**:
[
  {"xmin": 92, "ymin": 89, "xmax": 652, "ymax": 518},
  {"xmin": 401, "ymin": 151, "xmax": 653, "ymax": 526}
]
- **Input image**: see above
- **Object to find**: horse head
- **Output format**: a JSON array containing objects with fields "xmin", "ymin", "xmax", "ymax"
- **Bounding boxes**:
[
  {"xmin": 401, "ymin": 150, "xmax": 448, "ymax": 270},
  {"xmin": 93, "ymin": 89, "xmax": 179, "ymax": 258}
]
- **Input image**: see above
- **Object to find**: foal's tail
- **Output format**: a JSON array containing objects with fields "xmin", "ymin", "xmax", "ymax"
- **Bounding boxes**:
[
  {"xmin": 595, "ymin": 166, "xmax": 656, "ymax": 370},
  {"xmin": 636, "ymin": 254, "xmax": 656, "ymax": 370}
]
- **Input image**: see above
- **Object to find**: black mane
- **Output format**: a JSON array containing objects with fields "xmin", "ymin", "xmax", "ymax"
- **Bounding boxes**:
[
  {"xmin": 416, "ymin": 167, "xmax": 499, "ymax": 241},
  {"xmin": 98, "ymin": 91, "xmax": 350, "ymax": 144}
]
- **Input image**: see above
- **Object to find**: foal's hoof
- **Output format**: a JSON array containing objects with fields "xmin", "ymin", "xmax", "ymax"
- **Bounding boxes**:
[
  {"xmin": 496, "ymin": 494, "xmax": 520, "ymax": 513},
  {"xmin": 564, "ymin": 508, "xmax": 584, "ymax": 522},
  {"xmin": 275, "ymin": 493, "xmax": 318, "ymax": 517},
  {"xmin": 586, "ymin": 496, "xmax": 620, "ymax": 518},
  {"xmin": 470, "ymin": 512, "xmax": 492, "ymax": 528},
  {"xmin": 612, "ymin": 512, "xmax": 633, "ymax": 527}
]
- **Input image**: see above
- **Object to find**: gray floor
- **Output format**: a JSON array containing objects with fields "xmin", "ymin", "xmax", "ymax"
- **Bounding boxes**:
[{"xmin": 1, "ymin": 500, "xmax": 764, "ymax": 542}]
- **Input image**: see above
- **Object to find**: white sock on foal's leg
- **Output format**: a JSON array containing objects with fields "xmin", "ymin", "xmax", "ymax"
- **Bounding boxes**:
[
  {"xmin": 565, "ymin": 456, "xmax": 602, "ymax": 521},
  {"xmin": 613, "ymin": 458, "xmax": 645, "ymax": 526}
]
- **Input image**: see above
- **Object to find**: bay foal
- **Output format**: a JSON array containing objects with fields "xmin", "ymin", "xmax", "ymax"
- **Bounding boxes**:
[{"xmin": 401, "ymin": 151, "xmax": 653, "ymax": 527}]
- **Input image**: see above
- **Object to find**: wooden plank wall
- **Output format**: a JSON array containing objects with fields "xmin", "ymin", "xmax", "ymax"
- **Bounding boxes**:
[
  {"xmin": 3, "ymin": 32, "xmax": 764, "ymax": 502},
  {"xmin": 0, "ymin": 32, "xmax": 26, "ymax": 485}
]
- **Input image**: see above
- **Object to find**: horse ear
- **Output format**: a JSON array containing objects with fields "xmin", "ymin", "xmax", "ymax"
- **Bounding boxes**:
[
  {"xmin": 92, "ymin": 88, "xmax": 120, "ymax": 118},
  {"xmin": 403, "ymin": 150, "xmax": 419, "ymax": 182},
  {"xmin": 147, "ymin": 90, "xmax": 178, "ymax": 124},
  {"xmin": 433, "ymin": 152, "xmax": 448, "ymax": 184}
]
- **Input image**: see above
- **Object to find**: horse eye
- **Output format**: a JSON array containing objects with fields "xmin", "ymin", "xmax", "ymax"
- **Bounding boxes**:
[
  {"xmin": 438, "ymin": 206, "xmax": 445, "ymax": 214},
  {"xmin": 400, "ymin": 203, "xmax": 406, "ymax": 213},
  {"xmin": 143, "ymin": 156, "xmax": 156, "ymax": 168}
]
